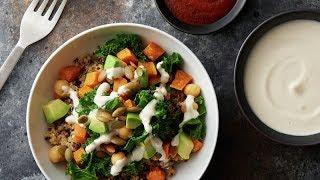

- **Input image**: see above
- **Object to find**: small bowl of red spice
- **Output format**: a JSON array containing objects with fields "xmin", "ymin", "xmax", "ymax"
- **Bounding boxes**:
[{"xmin": 155, "ymin": 0, "xmax": 246, "ymax": 34}]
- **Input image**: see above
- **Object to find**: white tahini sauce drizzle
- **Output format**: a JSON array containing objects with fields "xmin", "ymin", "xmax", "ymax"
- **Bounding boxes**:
[
  {"xmin": 85, "ymin": 132, "xmax": 115, "ymax": 153},
  {"xmin": 129, "ymin": 145, "xmax": 145, "ymax": 162},
  {"xmin": 139, "ymin": 99, "xmax": 158, "ymax": 133},
  {"xmin": 94, "ymin": 83, "xmax": 118, "ymax": 108},
  {"xmin": 118, "ymin": 85, "xmax": 130, "ymax": 96},
  {"xmin": 64, "ymin": 87, "xmax": 80, "ymax": 124},
  {"xmin": 156, "ymin": 61, "xmax": 170, "ymax": 84},
  {"xmin": 105, "ymin": 67, "xmax": 124, "ymax": 79},
  {"xmin": 150, "ymin": 135, "xmax": 168, "ymax": 162},
  {"xmin": 179, "ymin": 95, "xmax": 199, "ymax": 128},
  {"xmin": 171, "ymin": 133, "xmax": 180, "ymax": 147},
  {"xmin": 111, "ymin": 158, "xmax": 128, "ymax": 176},
  {"xmin": 153, "ymin": 84, "xmax": 167, "ymax": 100}
]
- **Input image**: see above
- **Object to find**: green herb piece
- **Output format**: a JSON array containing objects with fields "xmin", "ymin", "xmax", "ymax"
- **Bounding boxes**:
[
  {"xmin": 134, "ymin": 90, "xmax": 154, "ymax": 108},
  {"xmin": 123, "ymin": 161, "xmax": 146, "ymax": 176},
  {"xmin": 123, "ymin": 125, "xmax": 148, "ymax": 152},
  {"xmin": 161, "ymin": 52, "xmax": 183, "ymax": 74},
  {"xmin": 66, "ymin": 153, "xmax": 112, "ymax": 180},
  {"xmin": 105, "ymin": 97, "xmax": 121, "ymax": 112},
  {"xmin": 152, "ymin": 101, "xmax": 182, "ymax": 141},
  {"xmin": 95, "ymin": 33, "xmax": 147, "ymax": 61},
  {"xmin": 76, "ymin": 90, "xmax": 98, "ymax": 116}
]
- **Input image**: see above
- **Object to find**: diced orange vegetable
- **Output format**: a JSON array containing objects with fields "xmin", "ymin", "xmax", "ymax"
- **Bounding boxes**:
[
  {"xmin": 73, "ymin": 124, "xmax": 87, "ymax": 143},
  {"xmin": 147, "ymin": 167, "xmax": 165, "ymax": 180},
  {"xmin": 149, "ymin": 75, "xmax": 161, "ymax": 85},
  {"xmin": 59, "ymin": 66, "xmax": 82, "ymax": 82},
  {"xmin": 113, "ymin": 77, "xmax": 128, "ymax": 91},
  {"xmin": 84, "ymin": 71, "xmax": 100, "ymax": 88},
  {"xmin": 124, "ymin": 99, "xmax": 135, "ymax": 108},
  {"xmin": 73, "ymin": 148, "xmax": 85, "ymax": 165},
  {"xmin": 143, "ymin": 42, "xmax": 165, "ymax": 61},
  {"xmin": 170, "ymin": 70, "xmax": 193, "ymax": 91},
  {"xmin": 142, "ymin": 62, "xmax": 157, "ymax": 77},
  {"xmin": 78, "ymin": 86, "xmax": 93, "ymax": 98},
  {"xmin": 192, "ymin": 140, "xmax": 203, "ymax": 153},
  {"xmin": 117, "ymin": 48, "xmax": 138, "ymax": 64}
]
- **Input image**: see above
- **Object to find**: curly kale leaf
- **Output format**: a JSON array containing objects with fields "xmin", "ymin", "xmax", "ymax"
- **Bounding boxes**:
[
  {"xmin": 105, "ymin": 97, "xmax": 121, "ymax": 112},
  {"xmin": 95, "ymin": 33, "xmax": 147, "ymax": 61},
  {"xmin": 66, "ymin": 153, "xmax": 112, "ymax": 180},
  {"xmin": 134, "ymin": 90, "xmax": 154, "ymax": 108},
  {"xmin": 76, "ymin": 90, "xmax": 97, "ymax": 116},
  {"xmin": 161, "ymin": 52, "xmax": 183, "ymax": 74},
  {"xmin": 123, "ymin": 125, "xmax": 148, "ymax": 152},
  {"xmin": 182, "ymin": 96, "xmax": 207, "ymax": 140},
  {"xmin": 152, "ymin": 101, "xmax": 182, "ymax": 141},
  {"xmin": 123, "ymin": 161, "xmax": 146, "ymax": 176}
]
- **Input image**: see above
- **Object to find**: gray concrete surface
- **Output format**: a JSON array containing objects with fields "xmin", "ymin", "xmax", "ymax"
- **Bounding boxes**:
[{"xmin": 1, "ymin": 0, "xmax": 320, "ymax": 179}]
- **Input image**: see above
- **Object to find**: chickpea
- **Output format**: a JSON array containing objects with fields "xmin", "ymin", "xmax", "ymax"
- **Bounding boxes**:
[
  {"xmin": 184, "ymin": 84, "xmax": 201, "ymax": 97},
  {"xmin": 192, "ymin": 102, "xmax": 198, "ymax": 110},
  {"xmin": 118, "ymin": 127, "xmax": 132, "ymax": 140},
  {"xmin": 111, "ymin": 152, "xmax": 126, "ymax": 165},
  {"xmin": 54, "ymin": 80, "xmax": 70, "ymax": 97},
  {"xmin": 64, "ymin": 148, "xmax": 73, "ymax": 162},
  {"xmin": 111, "ymin": 136, "xmax": 126, "ymax": 146},
  {"xmin": 124, "ymin": 66, "xmax": 135, "ymax": 80},
  {"xmin": 48, "ymin": 145, "xmax": 67, "ymax": 163}
]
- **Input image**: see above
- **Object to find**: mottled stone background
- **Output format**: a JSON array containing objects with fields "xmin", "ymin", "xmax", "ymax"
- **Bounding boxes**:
[{"xmin": 1, "ymin": 0, "xmax": 320, "ymax": 179}]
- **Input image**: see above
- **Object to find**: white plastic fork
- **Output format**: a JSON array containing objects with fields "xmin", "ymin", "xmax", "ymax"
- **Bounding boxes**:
[{"xmin": 0, "ymin": 0, "xmax": 67, "ymax": 90}]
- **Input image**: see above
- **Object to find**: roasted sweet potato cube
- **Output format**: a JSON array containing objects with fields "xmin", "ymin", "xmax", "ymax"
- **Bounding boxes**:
[
  {"xmin": 149, "ymin": 75, "xmax": 161, "ymax": 85},
  {"xmin": 113, "ymin": 77, "xmax": 128, "ymax": 91},
  {"xmin": 73, "ymin": 148, "xmax": 85, "ymax": 165},
  {"xmin": 117, "ymin": 48, "xmax": 138, "ymax": 64},
  {"xmin": 78, "ymin": 85, "xmax": 93, "ymax": 98},
  {"xmin": 143, "ymin": 42, "xmax": 165, "ymax": 61},
  {"xmin": 84, "ymin": 71, "xmax": 100, "ymax": 88},
  {"xmin": 170, "ymin": 70, "xmax": 193, "ymax": 90},
  {"xmin": 142, "ymin": 62, "xmax": 157, "ymax": 77}
]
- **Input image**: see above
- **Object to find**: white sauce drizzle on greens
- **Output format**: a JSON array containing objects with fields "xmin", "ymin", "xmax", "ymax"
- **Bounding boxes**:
[
  {"xmin": 94, "ymin": 82, "xmax": 118, "ymax": 108},
  {"xmin": 110, "ymin": 158, "xmax": 128, "ymax": 176},
  {"xmin": 150, "ymin": 135, "xmax": 168, "ymax": 162},
  {"xmin": 65, "ymin": 87, "xmax": 80, "ymax": 124},
  {"xmin": 179, "ymin": 95, "xmax": 199, "ymax": 128},
  {"xmin": 85, "ymin": 132, "xmax": 115, "ymax": 153},
  {"xmin": 156, "ymin": 61, "xmax": 170, "ymax": 84},
  {"xmin": 105, "ymin": 67, "xmax": 125, "ymax": 79},
  {"xmin": 139, "ymin": 99, "xmax": 158, "ymax": 133}
]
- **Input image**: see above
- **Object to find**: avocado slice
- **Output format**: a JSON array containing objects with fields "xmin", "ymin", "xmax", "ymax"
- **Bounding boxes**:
[
  {"xmin": 143, "ymin": 137, "xmax": 156, "ymax": 159},
  {"xmin": 177, "ymin": 132, "xmax": 194, "ymax": 160},
  {"xmin": 126, "ymin": 113, "xmax": 141, "ymax": 129},
  {"xmin": 42, "ymin": 99, "xmax": 70, "ymax": 124},
  {"xmin": 135, "ymin": 67, "xmax": 148, "ymax": 88},
  {"xmin": 88, "ymin": 111, "xmax": 108, "ymax": 134},
  {"xmin": 104, "ymin": 55, "xmax": 126, "ymax": 69}
]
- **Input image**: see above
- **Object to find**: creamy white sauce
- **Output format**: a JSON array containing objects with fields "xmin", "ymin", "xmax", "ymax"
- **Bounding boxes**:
[
  {"xmin": 85, "ymin": 132, "xmax": 115, "ymax": 153},
  {"xmin": 179, "ymin": 95, "xmax": 199, "ymax": 128},
  {"xmin": 118, "ymin": 85, "xmax": 130, "ymax": 96},
  {"xmin": 153, "ymin": 84, "xmax": 167, "ymax": 100},
  {"xmin": 110, "ymin": 158, "xmax": 128, "ymax": 176},
  {"xmin": 94, "ymin": 82, "xmax": 118, "ymax": 108},
  {"xmin": 139, "ymin": 99, "xmax": 158, "ymax": 133},
  {"xmin": 150, "ymin": 135, "xmax": 168, "ymax": 162},
  {"xmin": 171, "ymin": 133, "xmax": 180, "ymax": 147},
  {"xmin": 65, "ymin": 88, "xmax": 80, "ymax": 124},
  {"xmin": 105, "ymin": 67, "xmax": 124, "ymax": 79},
  {"xmin": 244, "ymin": 20, "xmax": 320, "ymax": 136},
  {"xmin": 156, "ymin": 62, "xmax": 170, "ymax": 84},
  {"xmin": 129, "ymin": 145, "xmax": 145, "ymax": 162}
]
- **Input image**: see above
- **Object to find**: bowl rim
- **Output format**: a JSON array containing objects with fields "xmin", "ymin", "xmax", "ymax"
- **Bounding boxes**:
[
  {"xmin": 26, "ymin": 23, "xmax": 219, "ymax": 179},
  {"xmin": 154, "ymin": 0, "xmax": 246, "ymax": 35},
  {"xmin": 234, "ymin": 10, "xmax": 320, "ymax": 146}
]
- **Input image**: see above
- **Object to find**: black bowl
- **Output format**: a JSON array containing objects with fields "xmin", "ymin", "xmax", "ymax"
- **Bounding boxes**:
[
  {"xmin": 234, "ymin": 10, "xmax": 320, "ymax": 146},
  {"xmin": 154, "ymin": 0, "xmax": 246, "ymax": 35}
]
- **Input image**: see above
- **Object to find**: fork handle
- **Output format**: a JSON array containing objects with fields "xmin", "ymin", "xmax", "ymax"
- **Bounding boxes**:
[{"xmin": 0, "ymin": 43, "xmax": 25, "ymax": 90}]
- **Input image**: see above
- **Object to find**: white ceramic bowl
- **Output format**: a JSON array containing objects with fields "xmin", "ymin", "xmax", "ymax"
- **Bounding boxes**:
[{"xmin": 26, "ymin": 23, "xmax": 219, "ymax": 180}]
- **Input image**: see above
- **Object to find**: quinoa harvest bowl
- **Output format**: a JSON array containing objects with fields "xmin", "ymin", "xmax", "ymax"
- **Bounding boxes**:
[{"xmin": 27, "ymin": 23, "xmax": 218, "ymax": 180}]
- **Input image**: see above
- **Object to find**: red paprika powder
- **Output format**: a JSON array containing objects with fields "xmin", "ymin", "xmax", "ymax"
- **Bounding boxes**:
[{"xmin": 164, "ymin": 0, "xmax": 236, "ymax": 25}]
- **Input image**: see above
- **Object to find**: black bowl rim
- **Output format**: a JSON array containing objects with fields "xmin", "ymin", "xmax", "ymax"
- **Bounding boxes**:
[
  {"xmin": 234, "ymin": 9, "xmax": 320, "ymax": 146},
  {"xmin": 154, "ymin": 0, "xmax": 246, "ymax": 35}
]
